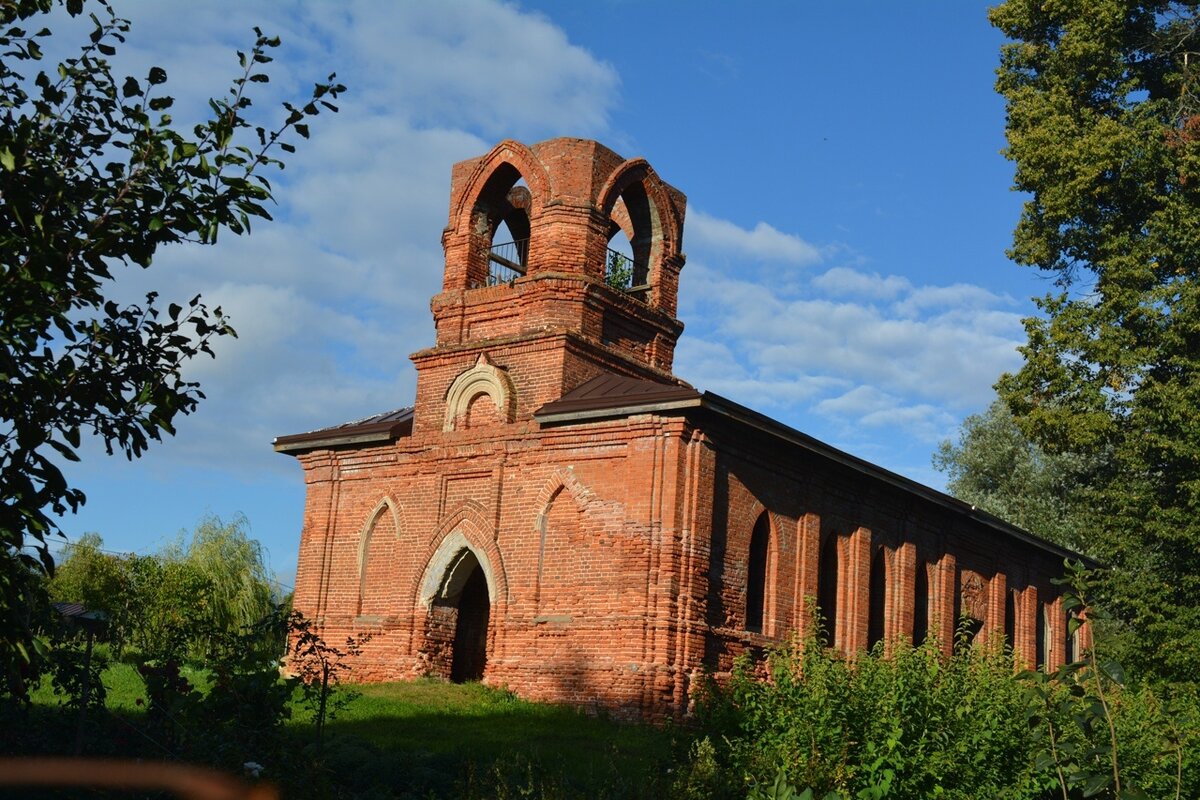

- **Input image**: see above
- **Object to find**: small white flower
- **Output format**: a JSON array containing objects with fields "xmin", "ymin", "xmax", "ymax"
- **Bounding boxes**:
[{"xmin": 243, "ymin": 761, "xmax": 264, "ymax": 778}]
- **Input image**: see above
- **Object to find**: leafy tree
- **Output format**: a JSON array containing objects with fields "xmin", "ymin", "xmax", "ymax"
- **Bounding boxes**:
[
  {"xmin": 0, "ymin": 0, "xmax": 342, "ymax": 700},
  {"xmin": 46, "ymin": 533, "xmax": 123, "ymax": 612},
  {"xmin": 933, "ymin": 400, "xmax": 1100, "ymax": 553},
  {"xmin": 131, "ymin": 555, "xmax": 211, "ymax": 661},
  {"xmin": 990, "ymin": 0, "xmax": 1200, "ymax": 682},
  {"xmin": 48, "ymin": 516, "xmax": 279, "ymax": 661},
  {"xmin": 170, "ymin": 513, "xmax": 277, "ymax": 659}
]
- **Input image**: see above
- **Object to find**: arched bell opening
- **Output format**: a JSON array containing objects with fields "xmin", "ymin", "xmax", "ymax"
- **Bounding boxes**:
[
  {"xmin": 604, "ymin": 188, "xmax": 655, "ymax": 298},
  {"xmin": 470, "ymin": 165, "xmax": 532, "ymax": 287},
  {"xmin": 599, "ymin": 159, "xmax": 680, "ymax": 307}
]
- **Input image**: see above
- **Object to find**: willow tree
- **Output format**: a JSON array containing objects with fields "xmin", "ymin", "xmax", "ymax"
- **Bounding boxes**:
[{"xmin": 991, "ymin": 0, "xmax": 1200, "ymax": 681}]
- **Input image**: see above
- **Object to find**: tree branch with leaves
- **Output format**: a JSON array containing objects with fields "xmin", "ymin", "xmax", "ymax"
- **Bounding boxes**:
[{"xmin": 0, "ymin": 0, "xmax": 343, "ymax": 701}]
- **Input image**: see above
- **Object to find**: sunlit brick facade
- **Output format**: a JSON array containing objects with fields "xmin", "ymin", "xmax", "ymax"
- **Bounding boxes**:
[{"xmin": 276, "ymin": 138, "xmax": 1087, "ymax": 720}]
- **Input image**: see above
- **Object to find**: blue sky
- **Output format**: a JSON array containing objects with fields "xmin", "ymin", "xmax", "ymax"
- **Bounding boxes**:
[{"xmin": 51, "ymin": 1, "xmax": 1050, "ymax": 589}]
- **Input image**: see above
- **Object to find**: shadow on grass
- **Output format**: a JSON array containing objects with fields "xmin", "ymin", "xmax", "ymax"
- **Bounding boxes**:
[
  {"xmin": 309, "ymin": 680, "xmax": 677, "ymax": 798},
  {"xmin": 6, "ymin": 679, "xmax": 681, "ymax": 799}
]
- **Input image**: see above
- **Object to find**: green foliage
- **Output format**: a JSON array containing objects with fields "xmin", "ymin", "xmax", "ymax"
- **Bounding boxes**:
[
  {"xmin": 287, "ymin": 610, "xmax": 370, "ymax": 752},
  {"xmin": 171, "ymin": 513, "xmax": 278, "ymax": 659},
  {"xmin": 989, "ymin": 0, "xmax": 1200, "ymax": 682},
  {"xmin": 0, "ymin": 0, "xmax": 342, "ymax": 702},
  {"xmin": 131, "ymin": 555, "xmax": 211, "ymax": 659},
  {"xmin": 47, "ymin": 533, "xmax": 122, "ymax": 613},
  {"xmin": 696, "ymin": 635, "xmax": 1038, "ymax": 799},
  {"xmin": 933, "ymin": 399, "xmax": 1101, "ymax": 552},
  {"xmin": 1019, "ymin": 564, "xmax": 1200, "ymax": 799},
  {"xmin": 671, "ymin": 736, "xmax": 740, "ymax": 800},
  {"xmin": 605, "ymin": 249, "xmax": 635, "ymax": 290},
  {"xmin": 47, "ymin": 516, "xmax": 278, "ymax": 661},
  {"xmin": 44, "ymin": 636, "xmax": 107, "ymax": 713},
  {"xmin": 686, "ymin": 616, "xmax": 1199, "ymax": 800}
]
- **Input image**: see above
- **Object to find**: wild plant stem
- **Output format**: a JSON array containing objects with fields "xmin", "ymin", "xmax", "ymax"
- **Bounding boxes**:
[{"xmin": 1046, "ymin": 715, "xmax": 1069, "ymax": 800}]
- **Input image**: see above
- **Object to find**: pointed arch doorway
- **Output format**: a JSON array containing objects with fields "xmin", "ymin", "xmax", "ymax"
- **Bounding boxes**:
[
  {"xmin": 449, "ymin": 553, "xmax": 490, "ymax": 682},
  {"xmin": 419, "ymin": 534, "xmax": 497, "ymax": 683}
]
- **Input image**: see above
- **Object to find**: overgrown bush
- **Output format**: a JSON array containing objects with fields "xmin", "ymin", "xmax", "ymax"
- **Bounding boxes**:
[
  {"xmin": 689, "ymin": 633, "xmax": 1042, "ymax": 799},
  {"xmin": 682, "ymin": 589, "xmax": 1200, "ymax": 800},
  {"xmin": 287, "ymin": 610, "xmax": 371, "ymax": 752}
]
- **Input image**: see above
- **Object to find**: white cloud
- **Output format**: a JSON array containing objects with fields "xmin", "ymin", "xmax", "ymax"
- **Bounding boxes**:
[
  {"xmin": 811, "ymin": 266, "xmax": 911, "ymax": 300},
  {"xmin": 893, "ymin": 283, "xmax": 1010, "ymax": 317},
  {"xmin": 814, "ymin": 386, "xmax": 957, "ymax": 444},
  {"xmin": 60, "ymin": 0, "xmax": 622, "ymax": 482},
  {"xmin": 112, "ymin": 1, "xmax": 620, "ymax": 139},
  {"xmin": 687, "ymin": 209, "xmax": 822, "ymax": 264},
  {"xmin": 676, "ymin": 259, "xmax": 1027, "ymax": 447}
]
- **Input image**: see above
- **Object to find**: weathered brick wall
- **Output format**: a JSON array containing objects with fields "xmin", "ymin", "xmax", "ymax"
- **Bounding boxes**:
[
  {"xmin": 696, "ymin": 421, "xmax": 1083, "ymax": 674},
  {"xmin": 291, "ymin": 413, "xmax": 706, "ymax": 718}
]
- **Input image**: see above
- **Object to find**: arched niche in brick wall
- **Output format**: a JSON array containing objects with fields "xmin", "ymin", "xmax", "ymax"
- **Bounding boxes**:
[
  {"xmin": 533, "ymin": 468, "xmax": 597, "ymax": 617},
  {"xmin": 867, "ymin": 545, "xmax": 888, "ymax": 650},
  {"xmin": 1036, "ymin": 601, "xmax": 1050, "ymax": 669},
  {"xmin": 535, "ymin": 485, "xmax": 584, "ymax": 616},
  {"xmin": 745, "ymin": 512, "xmax": 771, "ymax": 634},
  {"xmin": 357, "ymin": 496, "xmax": 404, "ymax": 617},
  {"xmin": 443, "ymin": 354, "xmax": 514, "ymax": 431},
  {"xmin": 957, "ymin": 569, "xmax": 987, "ymax": 646},
  {"xmin": 1004, "ymin": 586, "xmax": 1017, "ymax": 648},
  {"xmin": 817, "ymin": 532, "xmax": 841, "ymax": 648},
  {"xmin": 913, "ymin": 560, "xmax": 931, "ymax": 646}
]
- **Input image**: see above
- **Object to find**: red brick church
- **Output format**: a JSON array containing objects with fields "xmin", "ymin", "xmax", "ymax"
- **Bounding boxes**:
[{"xmin": 275, "ymin": 137, "xmax": 1086, "ymax": 719}]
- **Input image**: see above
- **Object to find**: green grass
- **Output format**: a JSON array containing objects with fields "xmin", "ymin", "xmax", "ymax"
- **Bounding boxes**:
[
  {"xmin": 29, "ymin": 652, "xmax": 210, "ymax": 711},
  {"xmin": 314, "ymin": 679, "xmax": 675, "ymax": 795},
  {"xmin": 19, "ymin": 657, "xmax": 680, "ymax": 799},
  {"xmin": 289, "ymin": 678, "xmax": 677, "ymax": 797}
]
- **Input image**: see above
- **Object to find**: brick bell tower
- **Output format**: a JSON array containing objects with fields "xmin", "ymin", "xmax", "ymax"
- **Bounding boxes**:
[{"xmin": 409, "ymin": 138, "xmax": 688, "ymax": 435}]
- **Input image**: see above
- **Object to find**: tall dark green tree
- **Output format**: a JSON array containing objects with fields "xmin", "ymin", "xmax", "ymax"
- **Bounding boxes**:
[
  {"xmin": 991, "ymin": 0, "xmax": 1200, "ymax": 682},
  {"xmin": 0, "ymin": 0, "xmax": 342, "ymax": 700}
]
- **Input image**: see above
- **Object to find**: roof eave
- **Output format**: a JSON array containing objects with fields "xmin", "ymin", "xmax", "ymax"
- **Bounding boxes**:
[
  {"xmin": 539, "ymin": 388, "xmax": 1094, "ymax": 566},
  {"xmin": 273, "ymin": 422, "xmax": 409, "ymax": 454},
  {"xmin": 534, "ymin": 397, "xmax": 703, "ymax": 424},
  {"xmin": 696, "ymin": 392, "xmax": 1098, "ymax": 567}
]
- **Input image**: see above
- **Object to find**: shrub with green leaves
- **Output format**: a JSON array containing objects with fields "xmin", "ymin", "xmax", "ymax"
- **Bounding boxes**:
[
  {"xmin": 687, "ymin": 620, "xmax": 1199, "ymax": 800},
  {"xmin": 695, "ymin": 636, "xmax": 1037, "ymax": 799}
]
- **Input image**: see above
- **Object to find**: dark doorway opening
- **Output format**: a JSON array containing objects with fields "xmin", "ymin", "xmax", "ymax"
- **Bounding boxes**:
[{"xmin": 450, "ymin": 565, "xmax": 490, "ymax": 682}]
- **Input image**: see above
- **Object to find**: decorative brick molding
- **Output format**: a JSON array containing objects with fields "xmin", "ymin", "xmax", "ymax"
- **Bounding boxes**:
[
  {"xmin": 418, "ymin": 530, "xmax": 497, "ymax": 608},
  {"xmin": 443, "ymin": 354, "xmax": 515, "ymax": 431}
]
